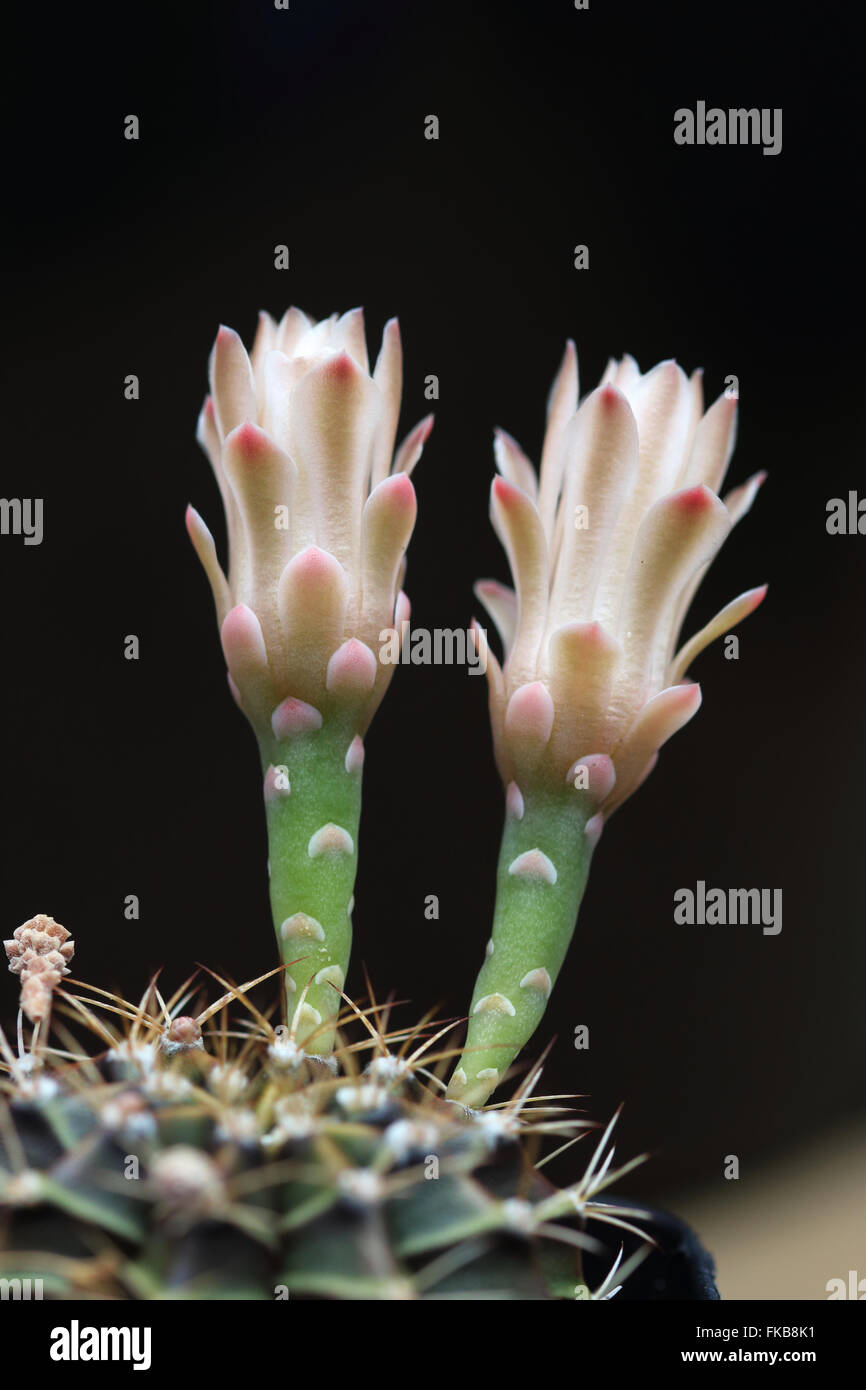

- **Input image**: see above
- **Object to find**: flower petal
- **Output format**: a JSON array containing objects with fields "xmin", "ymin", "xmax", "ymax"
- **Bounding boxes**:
[
  {"xmin": 275, "ymin": 306, "xmax": 314, "ymax": 356},
  {"xmin": 607, "ymin": 683, "xmax": 702, "ymax": 813},
  {"xmin": 493, "ymin": 427, "xmax": 538, "ymax": 500},
  {"xmin": 295, "ymin": 313, "xmax": 338, "ymax": 357},
  {"xmin": 669, "ymin": 472, "xmax": 767, "ymax": 655},
  {"xmin": 599, "ymin": 353, "xmax": 641, "ymax": 393},
  {"xmin": 547, "ymin": 384, "xmax": 640, "ymax": 629},
  {"xmin": 680, "ymin": 390, "xmax": 738, "ymax": 493},
  {"xmin": 474, "ymin": 579, "xmax": 517, "ymax": 655},
  {"xmin": 249, "ymin": 312, "xmax": 278, "ymax": 400},
  {"xmin": 359, "ymin": 473, "xmax": 417, "ymax": 641},
  {"xmin": 626, "ymin": 359, "xmax": 694, "ymax": 498},
  {"xmin": 221, "ymin": 423, "xmax": 296, "ymax": 638},
  {"xmin": 546, "ymin": 621, "xmax": 622, "ymax": 769},
  {"xmin": 669, "ymin": 585, "xmax": 767, "ymax": 683},
  {"xmin": 332, "ymin": 306, "xmax": 369, "ymax": 374},
  {"xmin": 591, "ymin": 364, "xmax": 696, "ymax": 630},
  {"xmin": 220, "ymin": 604, "xmax": 273, "ymax": 729},
  {"xmin": 186, "ymin": 505, "xmax": 231, "ymax": 625},
  {"xmin": 723, "ymin": 469, "xmax": 767, "ymax": 527},
  {"xmin": 371, "ymin": 317, "xmax": 403, "ymax": 487},
  {"xmin": 490, "ymin": 476, "xmax": 550, "ymax": 687},
  {"xmin": 210, "ymin": 326, "xmax": 257, "ymax": 439},
  {"xmin": 287, "ymin": 351, "xmax": 382, "ymax": 575},
  {"xmin": 277, "ymin": 545, "xmax": 349, "ymax": 701},
  {"xmin": 471, "ymin": 619, "xmax": 506, "ymax": 776},
  {"xmin": 392, "ymin": 413, "xmax": 434, "ymax": 477},
  {"xmin": 258, "ymin": 349, "xmax": 316, "ymax": 552},
  {"xmin": 504, "ymin": 681, "xmax": 556, "ymax": 778},
  {"xmin": 326, "ymin": 638, "xmax": 378, "ymax": 698},
  {"xmin": 614, "ymin": 484, "xmax": 730, "ymax": 717},
  {"xmin": 537, "ymin": 339, "xmax": 578, "ymax": 540},
  {"xmin": 196, "ymin": 394, "xmax": 243, "ymax": 558}
]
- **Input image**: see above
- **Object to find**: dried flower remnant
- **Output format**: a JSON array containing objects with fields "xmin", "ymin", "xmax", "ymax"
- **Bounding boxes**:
[{"xmin": 4, "ymin": 914, "xmax": 75, "ymax": 1022}]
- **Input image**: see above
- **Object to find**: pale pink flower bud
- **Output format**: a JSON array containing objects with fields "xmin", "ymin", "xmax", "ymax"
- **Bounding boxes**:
[
  {"xmin": 477, "ymin": 348, "xmax": 766, "ymax": 819},
  {"xmin": 189, "ymin": 309, "xmax": 433, "ymax": 741}
]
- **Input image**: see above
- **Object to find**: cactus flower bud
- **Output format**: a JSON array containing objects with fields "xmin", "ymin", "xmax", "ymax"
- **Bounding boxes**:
[
  {"xmin": 451, "ymin": 347, "xmax": 766, "ymax": 1105},
  {"xmin": 189, "ymin": 309, "xmax": 432, "ymax": 1046}
]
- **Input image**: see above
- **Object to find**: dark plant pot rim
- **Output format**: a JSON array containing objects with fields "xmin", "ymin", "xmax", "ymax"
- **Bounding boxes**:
[{"xmin": 584, "ymin": 1198, "xmax": 720, "ymax": 1300}]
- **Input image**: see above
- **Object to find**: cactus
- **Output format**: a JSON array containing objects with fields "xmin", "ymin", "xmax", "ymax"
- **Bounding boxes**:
[
  {"xmin": 0, "ymin": 309, "xmax": 760, "ymax": 1300},
  {"xmin": 0, "ymin": 951, "xmax": 651, "ymax": 1300}
]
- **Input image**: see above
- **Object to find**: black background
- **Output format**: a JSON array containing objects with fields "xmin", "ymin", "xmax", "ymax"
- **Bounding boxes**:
[{"xmin": 1, "ymin": 0, "xmax": 864, "ymax": 1199}]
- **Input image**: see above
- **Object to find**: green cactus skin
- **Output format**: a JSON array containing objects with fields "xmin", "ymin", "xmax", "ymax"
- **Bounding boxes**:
[
  {"xmin": 449, "ymin": 782, "xmax": 595, "ymax": 1108},
  {"xmin": 0, "ymin": 990, "xmax": 638, "ymax": 1301},
  {"xmin": 261, "ymin": 712, "xmax": 363, "ymax": 1051}
]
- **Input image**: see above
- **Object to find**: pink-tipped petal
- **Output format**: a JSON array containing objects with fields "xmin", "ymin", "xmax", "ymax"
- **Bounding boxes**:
[
  {"xmin": 493, "ymin": 427, "xmax": 538, "ymax": 500},
  {"xmin": 195, "ymin": 394, "xmax": 221, "ymax": 466},
  {"xmin": 548, "ymin": 384, "xmax": 640, "ymax": 628},
  {"xmin": 687, "ymin": 367, "xmax": 705, "ymax": 440},
  {"xmin": 490, "ymin": 476, "xmax": 549, "ymax": 686},
  {"xmin": 293, "ymin": 313, "xmax": 337, "ymax": 357},
  {"xmin": 249, "ymin": 311, "xmax": 278, "ymax": 397},
  {"xmin": 210, "ymin": 325, "xmax": 257, "ymax": 439},
  {"xmin": 222, "ymin": 420, "xmax": 295, "ymax": 502},
  {"xmin": 275, "ymin": 306, "xmax": 314, "ymax": 356},
  {"xmin": 610, "ymin": 684, "xmax": 702, "ymax": 811},
  {"xmin": 593, "ymin": 363, "xmax": 695, "ymax": 629},
  {"xmin": 616, "ymin": 484, "xmax": 731, "ymax": 704},
  {"xmin": 723, "ymin": 470, "xmax": 767, "ymax": 528},
  {"xmin": 277, "ymin": 545, "xmax": 349, "ymax": 698},
  {"xmin": 610, "ymin": 353, "xmax": 641, "ymax": 391},
  {"xmin": 605, "ymin": 753, "xmax": 658, "ymax": 819},
  {"xmin": 537, "ymin": 339, "xmax": 579, "ymax": 539},
  {"xmin": 670, "ymin": 474, "xmax": 767, "ymax": 650},
  {"xmin": 271, "ymin": 696, "xmax": 324, "ymax": 740},
  {"xmin": 670, "ymin": 584, "xmax": 767, "ymax": 684},
  {"xmin": 371, "ymin": 317, "xmax": 402, "ymax": 487},
  {"xmin": 332, "ymin": 307, "xmax": 369, "ymax": 374},
  {"xmin": 326, "ymin": 638, "xmax": 378, "ymax": 697},
  {"xmin": 196, "ymin": 395, "xmax": 244, "ymax": 565},
  {"xmin": 220, "ymin": 604, "xmax": 268, "ymax": 681},
  {"xmin": 565, "ymin": 753, "xmax": 616, "ymax": 805},
  {"xmin": 220, "ymin": 605, "xmax": 272, "ymax": 726},
  {"xmin": 288, "ymin": 351, "xmax": 381, "ymax": 573},
  {"xmin": 359, "ymin": 473, "xmax": 417, "ymax": 641},
  {"xmin": 221, "ymin": 423, "xmax": 296, "ymax": 621},
  {"xmin": 471, "ymin": 617, "xmax": 506, "ymax": 774},
  {"xmin": 392, "ymin": 413, "xmax": 434, "ymax": 477},
  {"xmin": 617, "ymin": 361, "xmax": 693, "ymax": 513},
  {"xmin": 681, "ymin": 390, "xmax": 738, "ymax": 493},
  {"xmin": 474, "ymin": 579, "xmax": 518, "ymax": 656},
  {"xmin": 508, "ymin": 681, "xmax": 556, "ymax": 756},
  {"xmin": 185, "ymin": 505, "xmax": 231, "ymax": 624},
  {"xmin": 547, "ymin": 621, "xmax": 622, "ymax": 764}
]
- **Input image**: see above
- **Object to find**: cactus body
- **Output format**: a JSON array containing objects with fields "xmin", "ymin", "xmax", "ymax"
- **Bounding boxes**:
[{"xmin": 0, "ymin": 979, "xmax": 647, "ymax": 1301}]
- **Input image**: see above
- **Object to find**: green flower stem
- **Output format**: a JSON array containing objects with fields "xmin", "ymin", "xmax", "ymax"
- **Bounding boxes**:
[
  {"xmin": 449, "ymin": 783, "xmax": 595, "ymax": 1107},
  {"xmin": 261, "ymin": 713, "xmax": 362, "ymax": 1052}
]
